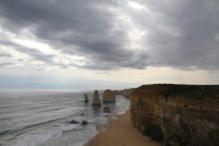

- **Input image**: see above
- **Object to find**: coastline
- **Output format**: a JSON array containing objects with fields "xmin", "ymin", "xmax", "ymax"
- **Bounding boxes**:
[{"xmin": 84, "ymin": 110, "xmax": 161, "ymax": 146}]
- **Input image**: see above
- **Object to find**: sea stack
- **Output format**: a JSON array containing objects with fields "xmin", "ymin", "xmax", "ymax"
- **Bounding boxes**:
[
  {"xmin": 103, "ymin": 106, "xmax": 111, "ymax": 113},
  {"xmin": 84, "ymin": 93, "xmax": 89, "ymax": 102},
  {"xmin": 103, "ymin": 89, "xmax": 115, "ymax": 103},
  {"xmin": 92, "ymin": 90, "xmax": 101, "ymax": 107}
]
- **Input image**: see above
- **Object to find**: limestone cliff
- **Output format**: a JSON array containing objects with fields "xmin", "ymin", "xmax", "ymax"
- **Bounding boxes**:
[
  {"xmin": 113, "ymin": 88, "xmax": 136, "ymax": 98},
  {"xmin": 103, "ymin": 89, "xmax": 115, "ymax": 103},
  {"xmin": 92, "ymin": 90, "xmax": 101, "ymax": 107},
  {"xmin": 130, "ymin": 84, "xmax": 219, "ymax": 146}
]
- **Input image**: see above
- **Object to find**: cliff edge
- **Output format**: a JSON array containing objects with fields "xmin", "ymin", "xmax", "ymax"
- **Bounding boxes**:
[
  {"xmin": 130, "ymin": 84, "xmax": 219, "ymax": 146},
  {"xmin": 113, "ymin": 88, "xmax": 136, "ymax": 98}
]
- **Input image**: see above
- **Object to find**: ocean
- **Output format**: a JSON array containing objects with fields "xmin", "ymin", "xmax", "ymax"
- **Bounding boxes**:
[{"xmin": 0, "ymin": 90, "xmax": 130, "ymax": 146}]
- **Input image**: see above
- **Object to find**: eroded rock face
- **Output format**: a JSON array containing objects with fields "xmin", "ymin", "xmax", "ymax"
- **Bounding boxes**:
[
  {"xmin": 92, "ymin": 90, "xmax": 101, "ymax": 107},
  {"xmin": 81, "ymin": 120, "xmax": 88, "ymax": 125},
  {"xmin": 103, "ymin": 106, "xmax": 111, "ymax": 113},
  {"xmin": 84, "ymin": 93, "xmax": 89, "ymax": 102},
  {"xmin": 130, "ymin": 84, "xmax": 219, "ymax": 146},
  {"xmin": 103, "ymin": 89, "xmax": 115, "ymax": 103},
  {"xmin": 113, "ymin": 88, "xmax": 136, "ymax": 98}
]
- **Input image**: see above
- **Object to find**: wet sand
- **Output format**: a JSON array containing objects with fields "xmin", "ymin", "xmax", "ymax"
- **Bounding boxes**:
[{"xmin": 84, "ymin": 110, "xmax": 161, "ymax": 146}]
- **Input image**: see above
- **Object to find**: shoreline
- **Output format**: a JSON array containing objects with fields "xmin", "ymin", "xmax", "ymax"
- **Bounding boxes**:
[{"xmin": 84, "ymin": 110, "xmax": 161, "ymax": 146}]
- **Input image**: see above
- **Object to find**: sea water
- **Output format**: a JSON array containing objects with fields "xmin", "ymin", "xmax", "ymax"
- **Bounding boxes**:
[{"xmin": 0, "ymin": 90, "xmax": 130, "ymax": 146}]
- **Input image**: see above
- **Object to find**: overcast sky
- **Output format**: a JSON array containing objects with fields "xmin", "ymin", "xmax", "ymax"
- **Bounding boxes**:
[{"xmin": 0, "ymin": 0, "xmax": 219, "ymax": 90}]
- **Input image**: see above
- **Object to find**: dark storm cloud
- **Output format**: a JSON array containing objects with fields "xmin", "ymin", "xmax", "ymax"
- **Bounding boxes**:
[
  {"xmin": 17, "ymin": 47, "xmax": 70, "ymax": 68},
  {"xmin": 0, "ymin": 0, "xmax": 218, "ymax": 70},
  {"xmin": 131, "ymin": 0, "xmax": 219, "ymax": 70},
  {"xmin": 0, "ymin": 0, "xmax": 149, "ymax": 70}
]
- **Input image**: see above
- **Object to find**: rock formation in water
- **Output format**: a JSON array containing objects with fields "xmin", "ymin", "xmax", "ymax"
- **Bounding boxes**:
[
  {"xmin": 81, "ymin": 120, "xmax": 88, "ymax": 125},
  {"xmin": 103, "ymin": 89, "xmax": 116, "ymax": 103},
  {"xmin": 70, "ymin": 120, "xmax": 78, "ymax": 124},
  {"xmin": 92, "ymin": 90, "xmax": 101, "ymax": 107},
  {"xmin": 113, "ymin": 88, "xmax": 136, "ymax": 98},
  {"xmin": 84, "ymin": 93, "xmax": 89, "ymax": 102},
  {"xmin": 130, "ymin": 84, "xmax": 219, "ymax": 146},
  {"xmin": 103, "ymin": 106, "xmax": 111, "ymax": 113}
]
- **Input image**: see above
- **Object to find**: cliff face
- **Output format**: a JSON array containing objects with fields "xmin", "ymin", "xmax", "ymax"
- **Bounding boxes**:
[
  {"xmin": 113, "ymin": 88, "xmax": 136, "ymax": 98},
  {"xmin": 130, "ymin": 84, "xmax": 219, "ymax": 146}
]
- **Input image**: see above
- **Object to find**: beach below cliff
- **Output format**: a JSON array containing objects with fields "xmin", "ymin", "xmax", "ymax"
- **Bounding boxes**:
[{"xmin": 84, "ymin": 110, "xmax": 161, "ymax": 146}]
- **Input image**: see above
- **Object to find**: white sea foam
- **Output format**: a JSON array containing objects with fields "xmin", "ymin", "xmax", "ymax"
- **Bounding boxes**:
[{"xmin": 0, "ymin": 91, "xmax": 130, "ymax": 146}]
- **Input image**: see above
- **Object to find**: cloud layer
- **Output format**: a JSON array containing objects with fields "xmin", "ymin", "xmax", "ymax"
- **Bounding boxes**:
[{"xmin": 0, "ymin": 0, "xmax": 219, "ymax": 70}]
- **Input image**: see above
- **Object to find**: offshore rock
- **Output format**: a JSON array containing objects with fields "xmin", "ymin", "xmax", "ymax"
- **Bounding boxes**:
[
  {"xmin": 103, "ymin": 89, "xmax": 115, "ymax": 103},
  {"xmin": 70, "ymin": 120, "xmax": 78, "ymax": 124},
  {"xmin": 84, "ymin": 93, "xmax": 89, "ymax": 102},
  {"xmin": 130, "ymin": 84, "xmax": 219, "ymax": 146},
  {"xmin": 92, "ymin": 90, "xmax": 101, "ymax": 107},
  {"xmin": 81, "ymin": 120, "xmax": 88, "ymax": 125},
  {"xmin": 103, "ymin": 106, "xmax": 111, "ymax": 113}
]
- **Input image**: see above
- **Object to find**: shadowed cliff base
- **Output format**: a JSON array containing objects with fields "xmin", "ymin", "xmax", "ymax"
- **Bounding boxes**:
[{"xmin": 131, "ymin": 84, "xmax": 219, "ymax": 146}]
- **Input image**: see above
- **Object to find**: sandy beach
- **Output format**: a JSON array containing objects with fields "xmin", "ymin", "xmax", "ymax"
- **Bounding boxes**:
[{"xmin": 84, "ymin": 110, "xmax": 161, "ymax": 146}]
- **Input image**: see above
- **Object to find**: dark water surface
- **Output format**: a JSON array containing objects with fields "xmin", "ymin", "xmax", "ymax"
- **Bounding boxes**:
[{"xmin": 0, "ymin": 90, "xmax": 130, "ymax": 146}]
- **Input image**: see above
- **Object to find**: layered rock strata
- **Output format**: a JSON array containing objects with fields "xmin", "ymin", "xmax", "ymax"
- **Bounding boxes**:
[
  {"xmin": 130, "ymin": 84, "xmax": 219, "ymax": 146},
  {"xmin": 113, "ymin": 88, "xmax": 136, "ymax": 98},
  {"xmin": 92, "ymin": 90, "xmax": 101, "ymax": 107},
  {"xmin": 103, "ymin": 89, "xmax": 116, "ymax": 103}
]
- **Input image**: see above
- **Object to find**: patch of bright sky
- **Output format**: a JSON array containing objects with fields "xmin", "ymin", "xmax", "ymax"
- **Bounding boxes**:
[
  {"xmin": 112, "ymin": 1, "xmax": 147, "ymax": 50},
  {"xmin": 87, "ymin": 67, "xmax": 219, "ymax": 85},
  {"xmin": 128, "ymin": 1, "xmax": 145, "ymax": 11},
  {"xmin": 0, "ymin": 24, "xmax": 87, "ymax": 68}
]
